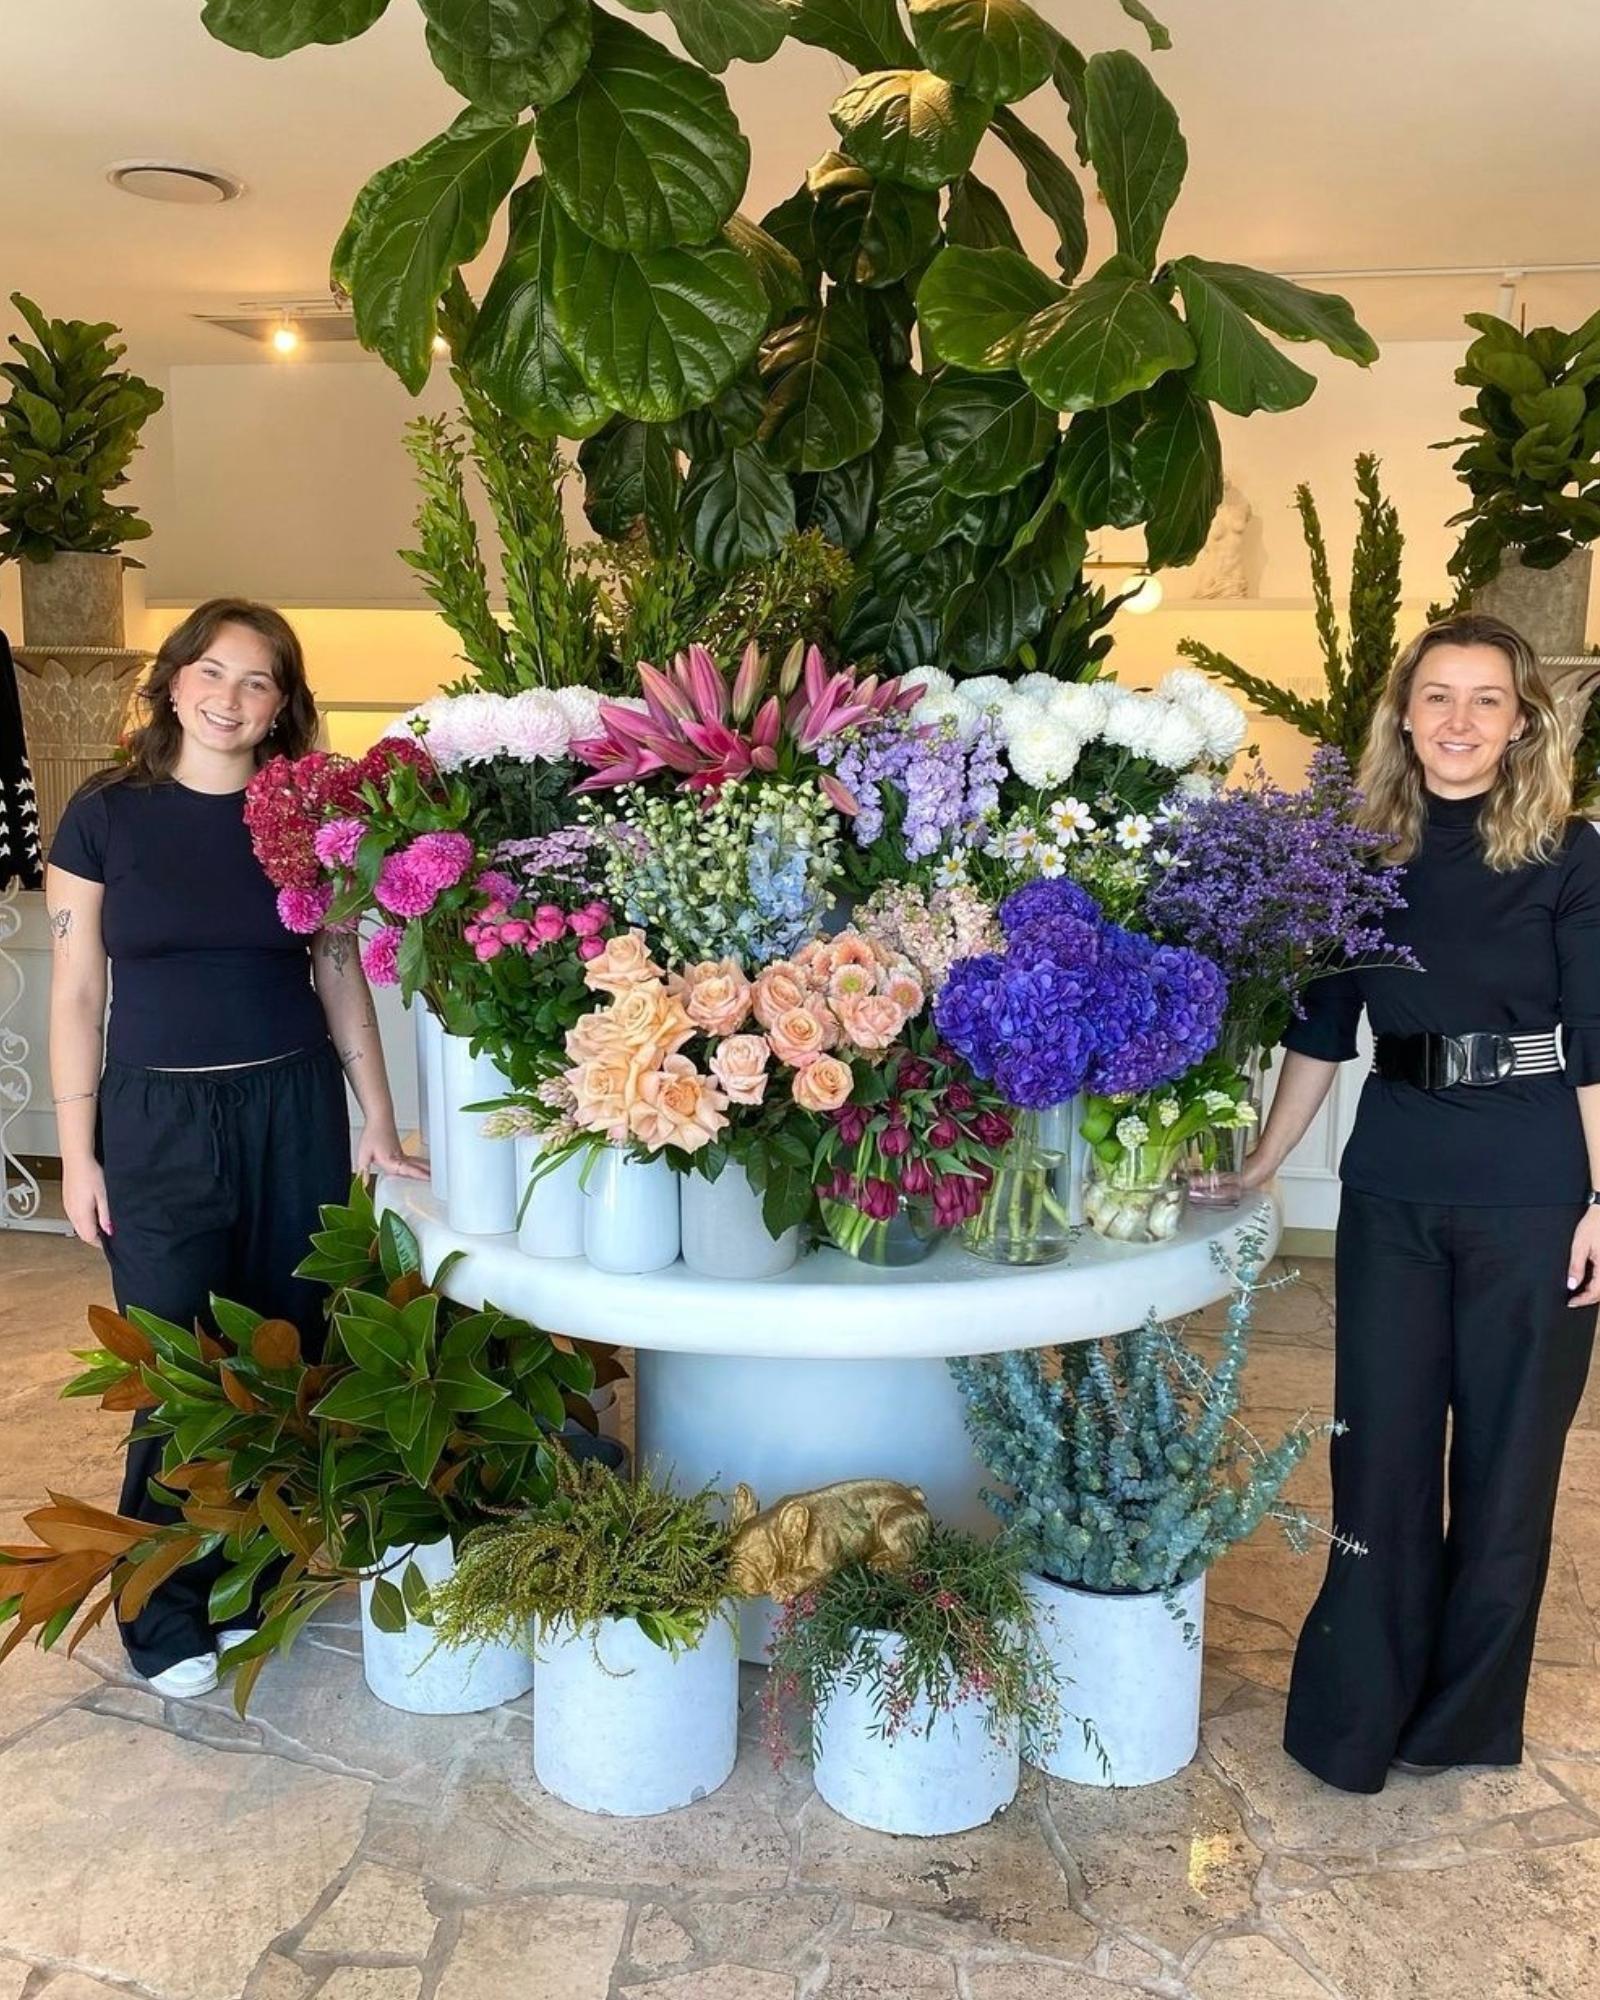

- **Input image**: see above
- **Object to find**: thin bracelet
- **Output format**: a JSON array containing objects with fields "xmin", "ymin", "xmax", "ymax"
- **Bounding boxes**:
[{"xmin": 53, "ymin": 1089, "xmax": 98, "ymax": 1104}]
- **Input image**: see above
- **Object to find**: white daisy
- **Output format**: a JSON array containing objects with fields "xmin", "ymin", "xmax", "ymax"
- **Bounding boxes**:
[
  {"xmin": 1035, "ymin": 843, "xmax": 1066, "ymax": 878},
  {"xmin": 1115, "ymin": 813, "xmax": 1155, "ymax": 851},
  {"xmin": 1006, "ymin": 824, "xmax": 1041, "ymax": 860},
  {"xmin": 1049, "ymin": 796, "xmax": 1097, "ymax": 843},
  {"xmin": 934, "ymin": 853, "xmax": 968, "ymax": 887}
]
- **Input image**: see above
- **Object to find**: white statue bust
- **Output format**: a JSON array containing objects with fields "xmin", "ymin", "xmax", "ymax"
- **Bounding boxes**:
[{"xmin": 1189, "ymin": 481, "xmax": 1253, "ymax": 599}]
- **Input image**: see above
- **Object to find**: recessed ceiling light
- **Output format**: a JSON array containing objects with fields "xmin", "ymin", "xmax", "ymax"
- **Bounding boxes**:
[{"xmin": 106, "ymin": 160, "xmax": 244, "ymax": 205}]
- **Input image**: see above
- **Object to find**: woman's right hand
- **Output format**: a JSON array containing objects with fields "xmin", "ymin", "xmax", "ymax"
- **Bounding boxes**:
[
  {"xmin": 61, "ymin": 1159, "xmax": 111, "ymax": 1245},
  {"xmin": 1237, "ymin": 1145, "xmax": 1280, "ymax": 1192}
]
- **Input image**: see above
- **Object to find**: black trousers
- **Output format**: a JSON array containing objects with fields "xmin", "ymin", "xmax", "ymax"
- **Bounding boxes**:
[
  {"xmin": 98, "ymin": 1042, "xmax": 351, "ymax": 1675},
  {"xmin": 1284, "ymin": 1190, "xmax": 1596, "ymax": 1793}
]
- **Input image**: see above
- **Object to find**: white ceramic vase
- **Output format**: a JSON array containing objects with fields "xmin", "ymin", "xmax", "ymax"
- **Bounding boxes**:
[
  {"xmin": 812, "ymin": 1630, "xmax": 1020, "ymax": 1835},
  {"xmin": 679, "ymin": 1160, "xmax": 799, "ymax": 1278},
  {"xmin": 1023, "ymin": 1570, "xmax": 1205, "ymax": 1786},
  {"xmin": 359, "ymin": 1537, "xmax": 535, "ymax": 1715},
  {"xmin": 583, "ymin": 1150, "xmax": 680, "ymax": 1274},
  {"xmin": 421, "ymin": 1007, "xmax": 448, "ymax": 1201},
  {"xmin": 409, "ymin": 998, "xmax": 432, "ymax": 1153},
  {"xmin": 513, "ymin": 1137, "xmax": 587, "ymax": 1258},
  {"xmin": 440, "ymin": 1031, "xmax": 516, "ymax": 1235},
  {"xmin": 532, "ymin": 1612, "xmax": 739, "ymax": 1814}
]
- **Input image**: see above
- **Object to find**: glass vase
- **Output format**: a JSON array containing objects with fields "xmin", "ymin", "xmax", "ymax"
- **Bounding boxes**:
[
  {"xmin": 1185, "ymin": 1053, "xmax": 1267, "ymax": 1212},
  {"xmin": 820, "ymin": 1194, "xmax": 938, "ymax": 1267},
  {"xmin": 1082, "ymin": 1149, "xmax": 1188, "ymax": 1245},
  {"xmin": 962, "ymin": 1106, "xmax": 1076, "ymax": 1266}
]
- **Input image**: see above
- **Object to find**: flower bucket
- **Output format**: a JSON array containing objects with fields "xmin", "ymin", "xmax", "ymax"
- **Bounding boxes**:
[
  {"xmin": 532, "ymin": 1612, "xmax": 738, "ymax": 1815},
  {"xmin": 1082, "ymin": 1152, "xmax": 1187, "ymax": 1244},
  {"xmin": 513, "ymin": 1137, "xmax": 586, "ymax": 1259},
  {"xmin": 812, "ymin": 1630, "xmax": 1020, "ymax": 1835},
  {"xmin": 440, "ymin": 1032, "xmax": 516, "ymax": 1234},
  {"xmin": 421, "ymin": 1007, "xmax": 448, "ymax": 1201},
  {"xmin": 583, "ymin": 1150, "xmax": 680, "ymax": 1274},
  {"xmin": 1023, "ymin": 1571, "xmax": 1204, "ymax": 1786},
  {"xmin": 680, "ymin": 1159, "xmax": 799, "ymax": 1279},
  {"xmin": 963, "ymin": 1101, "xmax": 1083, "ymax": 1264},
  {"xmin": 360, "ymin": 1538, "xmax": 535, "ymax": 1715}
]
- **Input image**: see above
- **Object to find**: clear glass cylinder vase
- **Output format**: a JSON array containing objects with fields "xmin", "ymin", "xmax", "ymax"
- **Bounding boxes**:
[
  {"xmin": 820, "ymin": 1194, "xmax": 937, "ymax": 1266},
  {"xmin": 1185, "ymin": 1053, "xmax": 1267, "ymax": 1212},
  {"xmin": 962, "ymin": 1106, "xmax": 1077, "ymax": 1266},
  {"xmin": 1082, "ymin": 1148, "xmax": 1188, "ymax": 1244}
]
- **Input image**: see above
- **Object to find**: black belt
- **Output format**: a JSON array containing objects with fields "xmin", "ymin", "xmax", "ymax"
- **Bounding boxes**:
[{"xmin": 1373, "ymin": 1029, "xmax": 1563, "ymax": 1090}]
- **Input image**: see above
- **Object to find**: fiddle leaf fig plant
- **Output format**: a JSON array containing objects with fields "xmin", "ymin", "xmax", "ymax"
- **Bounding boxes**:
[{"xmin": 198, "ymin": 0, "xmax": 1377, "ymax": 678}]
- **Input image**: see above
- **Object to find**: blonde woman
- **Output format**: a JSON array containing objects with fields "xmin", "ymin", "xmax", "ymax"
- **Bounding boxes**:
[{"xmin": 1242, "ymin": 612, "xmax": 1600, "ymax": 1792}]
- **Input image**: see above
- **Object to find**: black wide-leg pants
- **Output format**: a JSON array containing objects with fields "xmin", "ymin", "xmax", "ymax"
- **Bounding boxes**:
[
  {"xmin": 97, "ymin": 1042, "xmax": 351, "ymax": 1676},
  {"xmin": 1284, "ymin": 1189, "xmax": 1597, "ymax": 1794}
]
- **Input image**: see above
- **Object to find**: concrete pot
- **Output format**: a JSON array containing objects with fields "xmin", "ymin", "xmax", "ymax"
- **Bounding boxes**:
[
  {"xmin": 1472, "ymin": 545, "xmax": 1592, "ymax": 659},
  {"xmin": 360, "ymin": 1538, "xmax": 535, "ymax": 1715},
  {"xmin": 18, "ymin": 551, "xmax": 126, "ymax": 649}
]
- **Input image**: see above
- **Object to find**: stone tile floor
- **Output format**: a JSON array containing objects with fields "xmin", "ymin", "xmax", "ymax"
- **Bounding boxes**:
[{"xmin": 3, "ymin": 1231, "xmax": 1599, "ymax": 2000}]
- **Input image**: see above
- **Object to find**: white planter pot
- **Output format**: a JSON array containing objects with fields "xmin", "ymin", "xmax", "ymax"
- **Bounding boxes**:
[
  {"xmin": 423, "ymin": 1009, "xmax": 448, "ymax": 1202},
  {"xmin": 411, "ymin": 999, "xmax": 432, "ymax": 1153},
  {"xmin": 812, "ymin": 1630, "xmax": 1020, "ymax": 1835},
  {"xmin": 583, "ymin": 1150, "xmax": 680, "ymax": 1274},
  {"xmin": 441, "ymin": 1031, "xmax": 516, "ymax": 1235},
  {"xmin": 680, "ymin": 1160, "xmax": 799, "ymax": 1278},
  {"xmin": 513, "ymin": 1137, "xmax": 587, "ymax": 1258},
  {"xmin": 359, "ymin": 1538, "xmax": 535, "ymax": 1715},
  {"xmin": 532, "ymin": 1612, "xmax": 738, "ymax": 1815},
  {"xmin": 1024, "ymin": 1570, "xmax": 1204, "ymax": 1786}
]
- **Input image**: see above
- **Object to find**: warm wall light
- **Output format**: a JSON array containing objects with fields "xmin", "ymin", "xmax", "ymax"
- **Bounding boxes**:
[
  {"xmin": 271, "ymin": 316, "xmax": 300, "ymax": 356},
  {"xmin": 432, "ymin": 333, "xmax": 450, "ymax": 356},
  {"xmin": 1121, "ymin": 573, "xmax": 1164, "ymax": 614}
]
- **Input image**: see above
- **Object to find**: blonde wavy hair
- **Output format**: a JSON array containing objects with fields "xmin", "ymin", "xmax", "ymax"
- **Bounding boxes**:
[{"xmin": 1356, "ymin": 612, "xmax": 1572, "ymax": 871}]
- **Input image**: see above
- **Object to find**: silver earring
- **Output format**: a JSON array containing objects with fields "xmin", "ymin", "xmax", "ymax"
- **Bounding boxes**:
[{"xmin": 1401, "ymin": 721, "xmax": 1412, "ymax": 733}]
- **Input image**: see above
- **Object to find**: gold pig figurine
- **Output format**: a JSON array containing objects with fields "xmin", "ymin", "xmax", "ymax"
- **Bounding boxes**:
[{"xmin": 727, "ymin": 1478, "xmax": 932, "ymax": 1601}]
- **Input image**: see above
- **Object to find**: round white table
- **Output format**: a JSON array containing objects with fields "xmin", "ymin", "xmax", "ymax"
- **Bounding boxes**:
[{"xmin": 377, "ymin": 1176, "xmax": 1279, "ymax": 1576}]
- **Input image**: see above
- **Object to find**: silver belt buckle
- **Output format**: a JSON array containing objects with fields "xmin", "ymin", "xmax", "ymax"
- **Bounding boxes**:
[{"xmin": 1458, "ymin": 1031, "xmax": 1516, "ymax": 1086}]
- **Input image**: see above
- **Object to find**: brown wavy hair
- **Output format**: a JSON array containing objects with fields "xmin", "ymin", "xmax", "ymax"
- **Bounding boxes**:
[
  {"xmin": 122, "ymin": 598, "xmax": 318, "ymax": 784},
  {"xmin": 1356, "ymin": 612, "xmax": 1573, "ymax": 871}
]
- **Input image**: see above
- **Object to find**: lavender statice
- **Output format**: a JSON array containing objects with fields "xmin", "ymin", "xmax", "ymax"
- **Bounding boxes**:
[{"xmin": 1143, "ymin": 748, "xmax": 1415, "ymax": 1061}]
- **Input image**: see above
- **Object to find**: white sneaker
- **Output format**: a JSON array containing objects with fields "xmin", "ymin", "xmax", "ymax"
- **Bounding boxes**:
[
  {"xmin": 145, "ymin": 1652, "xmax": 219, "ymax": 1699},
  {"xmin": 215, "ymin": 1628, "xmax": 258, "ymax": 1656}
]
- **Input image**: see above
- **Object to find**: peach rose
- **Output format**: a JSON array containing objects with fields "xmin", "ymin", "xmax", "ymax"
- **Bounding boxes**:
[
  {"xmin": 791, "ymin": 1054, "xmax": 853, "ymax": 1113},
  {"xmin": 607, "ymin": 981, "xmax": 694, "ymax": 1066},
  {"xmin": 767, "ymin": 1004, "xmax": 839, "ymax": 1068},
  {"xmin": 752, "ymin": 962, "xmax": 809, "ymax": 1030},
  {"xmin": 566, "ymin": 1057, "xmax": 635, "ymax": 1142},
  {"xmin": 834, "ymin": 990, "xmax": 907, "ymax": 1053},
  {"xmin": 583, "ymin": 929, "xmax": 664, "ymax": 995},
  {"xmin": 565, "ymin": 1006, "xmax": 629, "ymax": 1063},
  {"xmin": 627, "ymin": 1054, "xmax": 728, "ymax": 1155},
  {"xmin": 674, "ymin": 957, "xmax": 753, "ymax": 1037},
  {"xmin": 708, "ymin": 1033, "xmax": 771, "ymax": 1106}
]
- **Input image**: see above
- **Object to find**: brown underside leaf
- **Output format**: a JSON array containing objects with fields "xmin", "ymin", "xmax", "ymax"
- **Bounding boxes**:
[
  {"xmin": 86, "ymin": 1303, "xmax": 156, "ymax": 1366},
  {"xmin": 100, "ymin": 1377, "xmax": 160, "ymax": 1412},
  {"xmin": 252, "ymin": 1319, "xmax": 303, "ymax": 1369},
  {"xmin": 386, "ymin": 1272, "xmax": 429, "ymax": 1307},
  {"xmin": 117, "ymin": 1534, "xmax": 209, "ymax": 1622},
  {"xmin": 220, "ymin": 1367, "xmax": 264, "ymax": 1415}
]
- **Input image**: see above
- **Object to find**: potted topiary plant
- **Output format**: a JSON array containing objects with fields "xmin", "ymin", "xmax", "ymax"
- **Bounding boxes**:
[
  {"xmin": 949, "ymin": 1222, "xmax": 1354, "ymax": 1786},
  {"xmin": 761, "ymin": 1522, "xmax": 1060, "ymax": 1836},
  {"xmin": 427, "ymin": 1455, "xmax": 740, "ymax": 1816},
  {"xmin": 1436, "ymin": 307, "xmax": 1600, "ymax": 656},
  {"xmin": 0, "ymin": 291, "xmax": 164, "ymax": 648}
]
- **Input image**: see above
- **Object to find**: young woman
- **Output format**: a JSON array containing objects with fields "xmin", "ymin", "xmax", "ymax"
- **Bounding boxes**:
[
  {"xmin": 47, "ymin": 598, "xmax": 426, "ymax": 1699},
  {"xmin": 1242, "ymin": 611, "xmax": 1600, "ymax": 1792}
]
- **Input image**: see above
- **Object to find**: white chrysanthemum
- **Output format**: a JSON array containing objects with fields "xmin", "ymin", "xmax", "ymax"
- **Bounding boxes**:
[
  {"xmin": 1007, "ymin": 716, "xmax": 1084, "ymax": 790},
  {"xmin": 909, "ymin": 665, "xmax": 954, "ymax": 703},
  {"xmin": 424, "ymin": 690, "xmax": 506, "ymax": 767},
  {"xmin": 960, "ymin": 674, "xmax": 1010, "ymax": 714},
  {"xmin": 1098, "ymin": 684, "xmax": 1159, "ymax": 753},
  {"xmin": 551, "ymin": 684, "xmax": 606, "ymax": 739},
  {"xmin": 1156, "ymin": 666, "xmax": 1250, "ymax": 760},
  {"xmin": 912, "ymin": 686, "xmax": 983, "ymax": 744},
  {"xmin": 1143, "ymin": 702, "xmax": 1207, "ymax": 771},
  {"xmin": 503, "ymin": 687, "xmax": 572, "ymax": 761},
  {"xmin": 1175, "ymin": 770, "xmax": 1218, "ymax": 800},
  {"xmin": 935, "ymin": 853, "xmax": 969, "ymax": 886},
  {"xmin": 1042, "ymin": 680, "xmax": 1110, "ymax": 740},
  {"xmin": 1014, "ymin": 672, "xmax": 1066, "ymax": 708}
]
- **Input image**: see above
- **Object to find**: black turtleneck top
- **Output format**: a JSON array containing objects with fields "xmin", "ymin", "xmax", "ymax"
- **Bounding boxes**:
[{"xmin": 1284, "ymin": 791, "xmax": 1600, "ymax": 1206}]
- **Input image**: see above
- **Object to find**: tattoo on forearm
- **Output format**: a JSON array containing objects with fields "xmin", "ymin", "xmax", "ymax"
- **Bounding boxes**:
[
  {"xmin": 322, "ymin": 933, "xmax": 352, "ymax": 973},
  {"xmin": 48, "ymin": 907, "xmax": 72, "ymax": 947},
  {"xmin": 339, "ymin": 1045, "xmax": 366, "ymax": 1068}
]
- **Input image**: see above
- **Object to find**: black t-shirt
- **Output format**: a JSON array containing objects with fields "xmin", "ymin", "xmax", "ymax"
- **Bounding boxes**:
[
  {"xmin": 1285, "ymin": 791, "xmax": 1600, "ymax": 1206},
  {"xmin": 50, "ymin": 775, "xmax": 328, "ymax": 1068}
]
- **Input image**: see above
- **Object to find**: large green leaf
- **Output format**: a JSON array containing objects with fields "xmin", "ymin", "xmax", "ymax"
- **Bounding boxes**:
[
  {"xmin": 943, "ymin": 173, "xmax": 1024, "ymax": 253},
  {"xmin": 1118, "ymin": 0, "xmax": 1171, "ymax": 50},
  {"xmin": 201, "ymin": 0, "xmax": 390, "ymax": 55},
  {"xmin": 1017, "ymin": 254, "xmax": 1194, "ymax": 414},
  {"xmin": 782, "ymin": 0, "xmax": 917, "ymax": 71},
  {"xmin": 723, "ymin": 213, "xmax": 810, "ymax": 318},
  {"xmin": 1171, "ymin": 257, "xmax": 1317, "ymax": 417},
  {"xmin": 551, "ymin": 212, "xmax": 768, "ymax": 422},
  {"xmin": 917, "ymin": 244, "xmax": 1061, "ymax": 369},
  {"xmin": 612, "ymin": 0, "xmax": 787, "ymax": 71},
  {"xmin": 907, "ymin": 0, "xmax": 1055, "ymax": 105},
  {"xmin": 919, "ymin": 368, "xmax": 1057, "ymax": 497},
  {"xmin": 1134, "ymin": 372, "xmax": 1223, "ymax": 569},
  {"xmin": 794, "ymin": 453, "xmax": 879, "ymax": 550},
  {"xmin": 538, "ymin": 12, "xmax": 749, "ymax": 252},
  {"xmin": 464, "ymin": 179, "xmax": 613, "ymax": 436},
  {"xmin": 680, "ymin": 446, "xmax": 797, "ymax": 571},
  {"xmin": 943, "ymin": 514, "xmax": 1085, "ymax": 670},
  {"xmin": 808, "ymin": 152, "xmax": 941, "ymax": 288},
  {"xmin": 336, "ymin": 108, "xmax": 532, "ymax": 393},
  {"xmin": 1055, "ymin": 401, "xmax": 1145, "ymax": 529},
  {"xmin": 758, "ymin": 291, "xmax": 885, "ymax": 472},
  {"xmin": 990, "ymin": 108, "xmax": 1088, "ymax": 281},
  {"xmin": 419, "ymin": 0, "xmax": 591, "ymax": 115},
  {"xmin": 1173, "ymin": 258, "xmax": 1378, "ymax": 369},
  {"xmin": 830, "ymin": 70, "xmax": 992, "ymax": 193},
  {"xmin": 838, "ymin": 541, "xmax": 966, "ymax": 672},
  {"xmin": 577, "ymin": 417, "xmax": 684, "ymax": 544},
  {"xmin": 1083, "ymin": 51, "xmax": 1186, "ymax": 274}
]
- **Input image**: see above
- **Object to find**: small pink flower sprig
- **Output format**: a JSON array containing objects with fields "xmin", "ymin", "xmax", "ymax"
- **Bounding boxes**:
[
  {"xmin": 568, "ymin": 640, "xmax": 924, "ymax": 813},
  {"xmin": 465, "ymin": 893, "xmax": 613, "ymax": 966}
]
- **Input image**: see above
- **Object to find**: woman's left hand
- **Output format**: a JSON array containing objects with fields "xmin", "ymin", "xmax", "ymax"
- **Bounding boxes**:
[
  {"xmin": 1567, "ymin": 1205, "xmax": 1600, "ymax": 1307},
  {"xmin": 357, "ymin": 1122, "xmax": 430, "ymax": 1182}
]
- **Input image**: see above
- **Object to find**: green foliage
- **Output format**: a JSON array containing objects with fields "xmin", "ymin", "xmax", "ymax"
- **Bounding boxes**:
[
  {"xmin": 1436, "ymin": 307, "xmax": 1600, "ymax": 598},
  {"xmin": 1176, "ymin": 453, "xmax": 1404, "ymax": 768},
  {"xmin": 0, "ymin": 293, "xmax": 164, "ymax": 562},
  {"xmin": 428, "ymin": 1455, "xmax": 734, "ymax": 1652},
  {"xmin": 399, "ymin": 414, "xmax": 510, "ymax": 685},
  {"xmin": 762, "ymin": 1524, "xmax": 1059, "ymax": 1759},
  {"xmin": 949, "ymin": 1224, "xmax": 1343, "ymax": 1595}
]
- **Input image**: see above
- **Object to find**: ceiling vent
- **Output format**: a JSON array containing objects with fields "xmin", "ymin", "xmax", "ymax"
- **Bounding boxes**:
[{"xmin": 107, "ymin": 160, "xmax": 244, "ymax": 205}]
